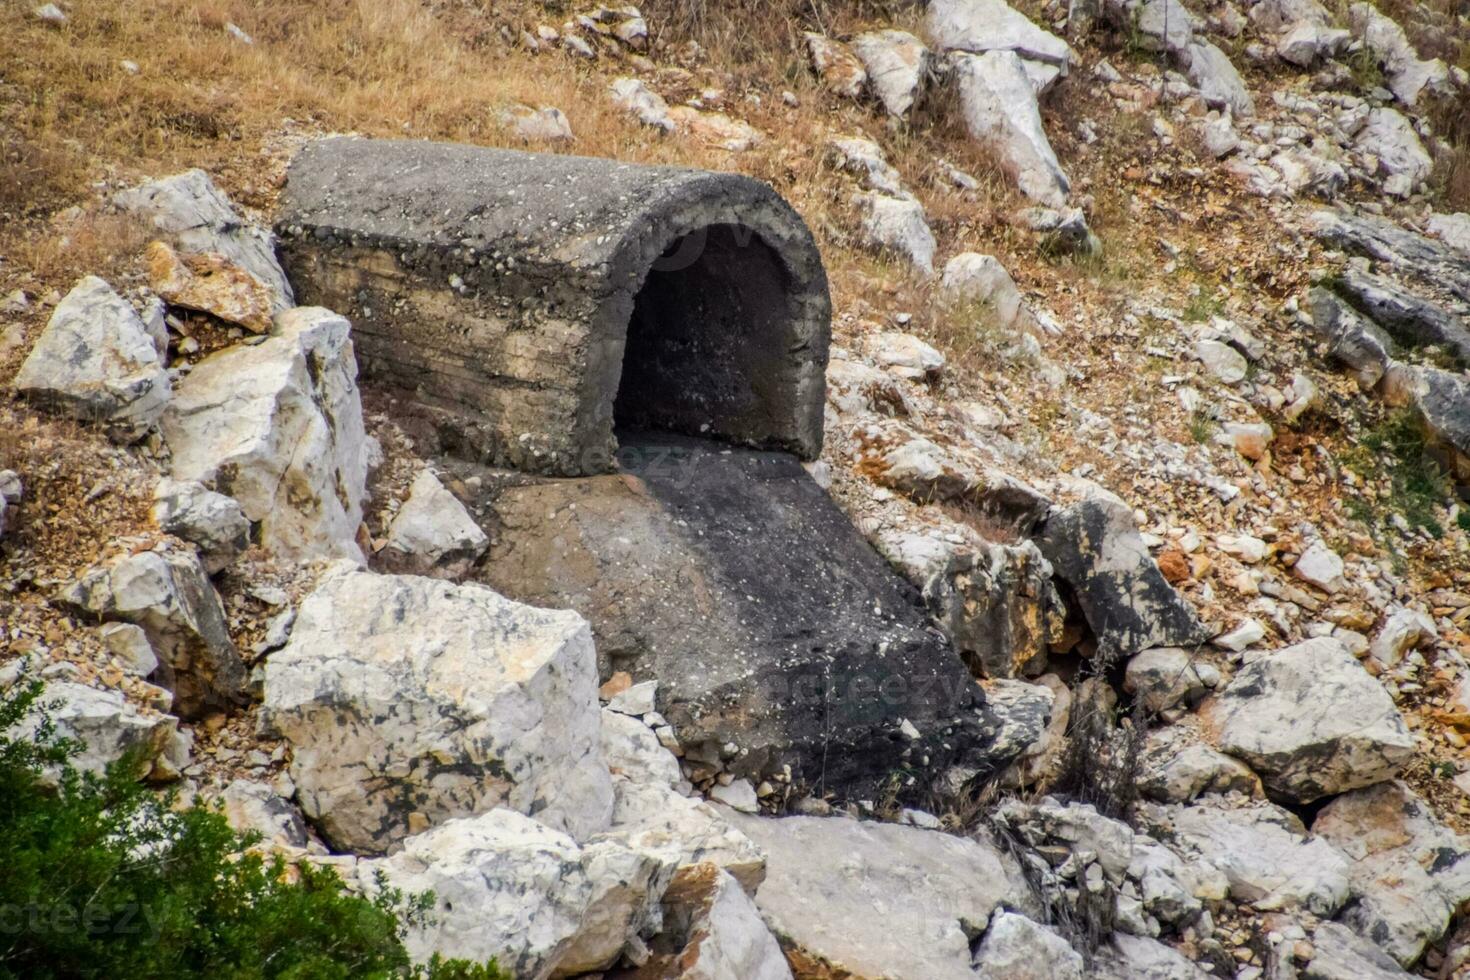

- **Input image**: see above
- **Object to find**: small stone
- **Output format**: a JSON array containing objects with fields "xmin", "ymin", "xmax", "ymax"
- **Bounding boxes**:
[
  {"xmin": 499, "ymin": 104, "xmax": 576, "ymax": 143},
  {"xmin": 1293, "ymin": 540, "xmax": 1346, "ymax": 594},
  {"xmin": 709, "ymin": 778, "xmax": 759, "ymax": 813},
  {"xmin": 100, "ymin": 622, "xmax": 158, "ymax": 677},
  {"xmin": 607, "ymin": 680, "xmax": 657, "ymax": 717},
  {"xmin": 1195, "ymin": 339, "xmax": 1248, "ymax": 384},
  {"xmin": 34, "ymin": 3, "xmax": 65, "ymax": 24}
]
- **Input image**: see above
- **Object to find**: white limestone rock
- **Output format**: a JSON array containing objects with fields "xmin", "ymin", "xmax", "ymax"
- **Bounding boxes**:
[
  {"xmin": 1293, "ymin": 539, "xmax": 1346, "ymax": 593},
  {"xmin": 1349, "ymin": 2, "xmax": 1452, "ymax": 106},
  {"xmin": 952, "ymin": 51, "xmax": 1070, "ymax": 208},
  {"xmin": 940, "ymin": 252, "xmax": 1030, "ymax": 333},
  {"xmin": 261, "ymin": 569, "xmax": 613, "ymax": 854},
  {"xmin": 100, "ymin": 622, "xmax": 159, "ymax": 677},
  {"xmin": 60, "ymin": 543, "xmax": 247, "ymax": 719},
  {"xmin": 8, "ymin": 679, "xmax": 178, "ymax": 781},
  {"xmin": 1094, "ymin": 933, "xmax": 1212, "ymax": 979},
  {"xmin": 648, "ymin": 863, "xmax": 792, "ymax": 980},
  {"xmin": 161, "ymin": 307, "xmax": 367, "ymax": 562},
  {"xmin": 501, "ymin": 104, "xmax": 576, "ymax": 144},
  {"xmin": 1185, "ymin": 41, "xmax": 1254, "ymax": 116},
  {"xmin": 973, "ymin": 911, "xmax": 1083, "ymax": 980},
  {"xmin": 1427, "ymin": 212, "xmax": 1470, "ymax": 254},
  {"xmin": 11, "ymin": 276, "xmax": 171, "ymax": 437},
  {"xmin": 1139, "ymin": 797, "xmax": 1352, "ymax": 914},
  {"xmin": 605, "ymin": 777, "xmax": 767, "ymax": 894},
  {"xmin": 721, "ymin": 810, "xmax": 1027, "ymax": 980},
  {"xmin": 1368, "ymin": 606, "xmax": 1436, "ymax": 668},
  {"xmin": 1355, "ymin": 107, "xmax": 1433, "ymax": 198},
  {"xmin": 855, "ymin": 191, "xmax": 937, "ymax": 274},
  {"xmin": 1137, "ymin": 724, "xmax": 1262, "ymax": 802},
  {"xmin": 601, "ymin": 707, "xmax": 682, "ymax": 788},
  {"xmin": 1304, "ymin": 921, "xmax": 1414, "ymax": 979},
  {"xmin": 1124, "ymin": 647, "xmax": 1221, "ymax": 713},
  {"xmin": 114, "ymin": 169, "xmax": 294, "ymax": 313},
  {"xmin": 1194, "ymin": 338, "xmax": 1248, "ymax": 383},
  {"xmin": 827, "ymin": 136, "xmax": 909, "ymax": 197},
  {"xmin": 214, "ymin": 778, "xmax": 311, "ymax": 849},
  {"xmin": 151, "ymin": 478, "xmax": 251, "ymax": 574},
  {"xmin": 360, "ymin": 808, "xmax": 667, "ymax": 980},
  {"xmin": 926, "ymin": 0, "xmax": 1072, "ymax": 68},
  {"xmin": 851, "ymin": 30, "xmax": 929, "ymax": 117},
  {"xmin": 867, "ymin": 331, "xmax": 946, "ymax": 380},
  {"xmin": 1313, "ymin": 781, "xmax": 1470, "ymax": 966},
  {"xmin": 609, "ymin": 77, "xmax": 675, "ymax": 132},
  {"xmin": 1202, "ymin": 638, "xmax": 1414, "ymax": 802},
  {"xmin": 381, "ymin": 469, "xmax": 488, "ymax": 579}
]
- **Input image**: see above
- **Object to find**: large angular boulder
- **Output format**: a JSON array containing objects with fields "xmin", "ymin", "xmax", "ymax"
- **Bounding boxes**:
[
  {"xmin": 1036, "ymin": 488, "xmax": 1210, "ymax": 659},
  {"xmin": 145, "ymin": 240, "xmax": 274, "ymax": 334},
  {"xmin": 60, "ymin": 543, "xmax": 247, "ymax": 719},
  {"xmin": 261, "ymin": 569, "xmax": 613, "ymax": 853},
  {"xmin": 721, "ymin": 810, "xmax": 1026, "ymax": 980},
  {"xmin": 606, "ymin": 778, "xmax": 767, "ymax": 894},
  {"xmin": 939, "ymin": 252, "xmax": 1032, "ymax": 333},
  {"xmin": 1139, "ymin": 797, "xmax": 1352, "ymax": 914},
  {"xmin": 7, "ymin": 679, "xmax": 179, "ymax": 781},
  {"xmin": 360, "ymin": 808, "xmax": 671, "ymax": 980},
  {"xmin": 114, "ymin": 169, "xmax": 294, "ymax": 312},
  {"xmin": 1329, "ymin": 268, "xmax": 1470, "ymax": 365},
  {"xmin": 380, "ymin": 469, "xmax": 489, "ymax": 579},
  {"xmin": 1304, "ymin": 922, "xmax": 1414, "ymax": 980},
  {"xmin": 1307, "ymin": 286, "xmax": 1393, "ymax": 389},
  {"xmin": 1313, "ymin": 781, "xmax": 1470, "ymax": 965},
  {"xmin": 150, "ymin": 478, "xmax": 251, "ymax": 574},
  {"xmin": 161, "ymin": 307, "xmax": 366, "ymax": 561},
  {"xmin": 874, "ymin": 525, "xmax": 1057, "ymax": 679},
  {"xmin": 1355, "ymin": 107, "xmax": 1433, "ymax": 198},
  {"xmin": 926, "ymin": 0, "xmax": 1072, "ymax": 68},
  {"xmin": 1136, "ymin": 725, "xmax": 1261, "ymax": 802},
  {"xmin": 854, "ymin": 191, "xmax": 937, "ymax": 274},
  {"xmin": 641, "ymin": 863, "xmax": 793, "ymax": 980},
  {"xmin": 1185, "ymin": 41, "xmax": 1254, "ymax": 116},
  {"xmin": 213, "ymin": 778, "xmax": 311, "ymax": 850},
  {"xmin": 1199, "ymin": 637, "xmax": 1415, "ymax": 803},
  {"xmin": 10, "ymin": 276, "xmax": 171, "ymax": 438},
  {"xmin": 1124, "ymin": 647, "xmax": 1222, "ymax": 713},
  {"xmin": 851, "ymin": 30, "xmax": 929, "ymax": 117},
  {"xmin": 973, "ymin": 911, "xmax": 1083, "ymax": 980},
  {"xmin": 952, "ymin": 51, "xmax": 1070, "ymax": 208},
  {"xmin": 1094, "ymin": 933, "xmax": 1212, "ymax": 979},
  {"xmin": 1409, "ymin": 366, "xmax": 1470, "ymax": 480}
]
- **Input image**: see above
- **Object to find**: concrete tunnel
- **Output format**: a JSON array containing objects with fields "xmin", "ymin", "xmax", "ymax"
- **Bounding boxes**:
[
  {"xmin": 275, "ymin": 136, "xmax": 832, "ymax": 475},
  {"xmin": 274, "ymin": 137, "xmax": 1009, "ymax": 802}
]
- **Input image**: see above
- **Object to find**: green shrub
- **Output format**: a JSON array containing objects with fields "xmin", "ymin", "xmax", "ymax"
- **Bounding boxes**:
[{"xmin": 0, "ymin": 678, "xmax": 509, "ymax": 980}]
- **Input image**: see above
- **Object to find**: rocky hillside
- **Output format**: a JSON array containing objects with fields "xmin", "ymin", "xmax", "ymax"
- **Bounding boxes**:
[{"xmin": 3, "ymin": 0, "xmax": 1470, "ymax": 977}]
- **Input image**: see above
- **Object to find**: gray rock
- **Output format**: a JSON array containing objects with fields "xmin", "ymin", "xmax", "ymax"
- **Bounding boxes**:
[
  {"xmin": 721, "ymin": 810, "xmax": 1028, "ymax": 980},
  {"xmin": 1309, "ymin": 209, "xmax": 1470, "ymax": 305},
  {"xmin": 1348, "ymin": 2, "xmax": 1452, "ymax": 106},
  {"xmin": 114, "ymin": 169, "xmax": 294, "ymax": 313},
  {"xmin": 1106, "ymin": 0, "xmax": 1194, "ymax": 54},
  {"xmin": 1200, "ymin": 637, "xmax": 1414, "ymax": 802},
  {"xmin": 11, "ymin": 276, "xmax": 171, "ymax": 438},
  {"xmin": 360, "ymin": 808, "xmax": 671, "ymax": 980},
  {"xmin": 214, "ymin": 779, "xmax": 310, "ymax": 849},
  {"xmin": 605, "ymin": 777, "xmax": 767, "ymax": 894},
  {"xmin": 1304, "ymin": 921, "xmax": 1413, "ymax": 979},
  {"xmin": 1330, "ymin": 268, "xmax": 1470, "ymax": 364},
  {"xmin": 645, "ymin": 863, "xmax": 793, "ymax": 980},
  {"xmin": 851, "ymin": 30, "xmax": 929, "ymax": 117},
  {"xmin": 608, "ymin": 77, "xmax": 675, "ymax": 132},
  {"xmin": 1036, "ymin": 488, "xmax": 1210, "ymax": 660},
  {"xmin": 1355, "ymin": 107, "xmax": 1433, "ymax": 197},
  {"xmin": 1093, "ymin": 933, "xmax": 1211, "ymax": 979},
  {"xmin": 1427, "ymin": 211, "xmax": 1470, "ymax": 253},
  {"xmin": 828, "ymin": 136, "xmax": 909, "ymax": 197},
  {"xmin": 940, "ymin": 252, "xmax": 1032, "ymax": 332},
  {"xmin": 1412, "ymin": 366, "xmax": 1470, "ymax": 474},
  {"xmin": 1124, "ymin": 647, "xmax": 1221, "ymax": 713},
  {"xmin": 161, "ymin": 307, "xmax": 367, "ymax": 562},
  {"xmin": 952, "ymin": 51, "xmax": 1071, "ymax": 208},
  {"xmin": 60, "ymin": 543, "xmax": 247, "ymax": 719},
  {"xmin": 381, "ymin": 469, "xmax": 488, "ymax": 578},
  {"xmin": 601, "ymin": 707, "xmax": 682, "ymax": 788},
  {"xmin": 995, "ymin": 796, "xmax": 1136, "ymax": 883},
  {"xmin": 151, "ymin": 478, "xmax": 251, "ymax": 573},
  {"xmin": 973, "ymin": 911, "xmax": 1082, "ymax": 979},
  {"xmin": 1137, "ymin": 724, "xmax": 1261, "ymax": 802},
  {"xmin": 875, "ymin": 525, "xmax": 1057, "ymax": 679},
  {"xmin": 261, "ymin": 569, "xmax": 613, "ymax": 854},
  {"xmin": 1313, "ymin": 781, "xmax": 1470, "ymax": 966},
  {"xmin": 855, "ymin": 191, "xmax": 937, "ymax": 274},
  {"xmin": 7, "ymin": 679, "xmax": 177, "ymax": 781},
  {"xmin": 100, "ymin": 622, "xmax": 159, "ymax": 678},
  {"xmin": 1307, "ymin": 286, "xmax": 1393, "ymax": 389},
  {"xmin": 1186, "ymin": 41, "xmax": 1254, "ymax": 116},
  {"xmin": 926, "ymin": 0, "xmax": 1072, "ymax": 68},
  {"xmin": 1139, "ymin": 797, "xmax": 1351, "ymax": 914}
]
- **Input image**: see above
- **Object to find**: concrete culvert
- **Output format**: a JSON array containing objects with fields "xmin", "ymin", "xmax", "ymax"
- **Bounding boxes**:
[{"xmin": 275, "ymin": 137, "xmax": 831, "ymax": 475}]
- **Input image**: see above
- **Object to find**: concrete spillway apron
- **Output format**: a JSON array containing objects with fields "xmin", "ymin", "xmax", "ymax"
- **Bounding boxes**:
[{"xmin": 277, "ymin": 138, "xmax": 1025, "ymax": 803}]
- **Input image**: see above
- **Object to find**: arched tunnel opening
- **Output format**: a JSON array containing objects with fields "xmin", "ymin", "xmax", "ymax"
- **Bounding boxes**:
[{"xmin": 613, "ymin": 224, "xmax": 794, "ymax": 444}]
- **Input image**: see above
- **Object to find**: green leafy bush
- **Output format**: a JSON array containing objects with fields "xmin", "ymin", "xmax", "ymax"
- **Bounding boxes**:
[{"xmin": 0, "ymin": 678, "xmax": 509, "ymax": 980}]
